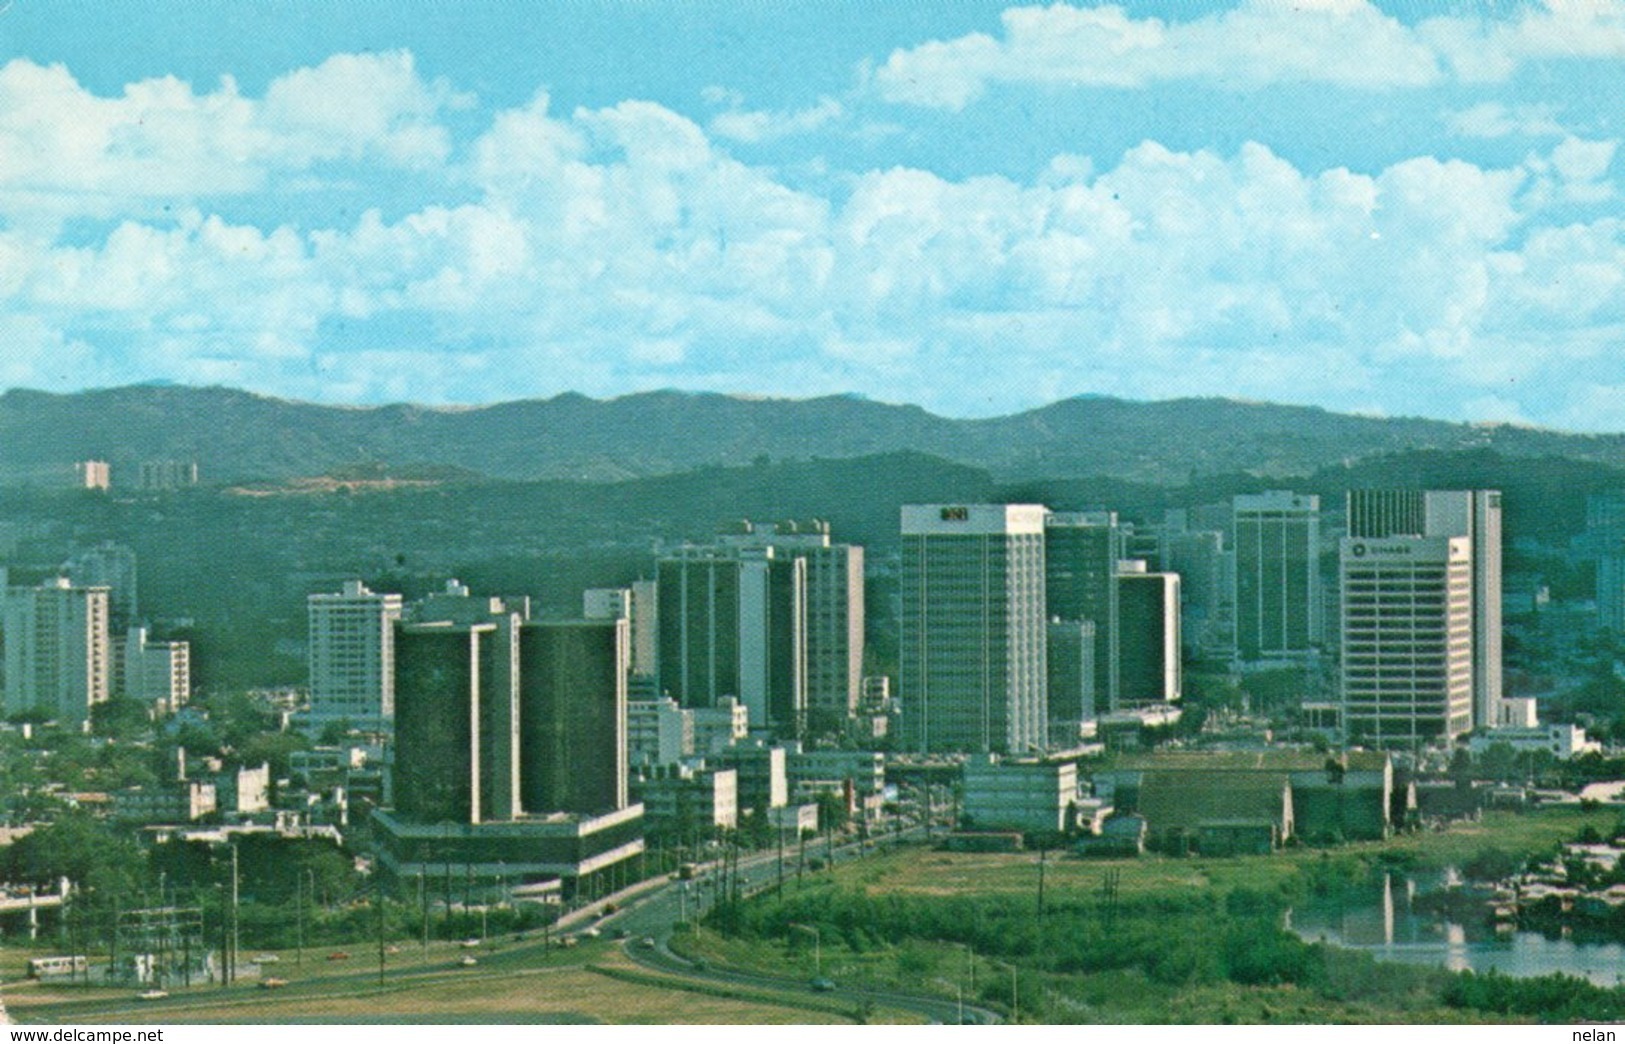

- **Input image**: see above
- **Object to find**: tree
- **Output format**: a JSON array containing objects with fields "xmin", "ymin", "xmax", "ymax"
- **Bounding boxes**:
[
  {"xmin": 814, "ymin": 790, "xmax": 850, "ymax": 833},
  {"xmin": 2, "ymin": 814, "xmax": 145, "ymax": 899}
]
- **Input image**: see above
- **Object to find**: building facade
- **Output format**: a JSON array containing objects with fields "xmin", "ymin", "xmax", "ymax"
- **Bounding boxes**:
[
  {"xmin": 1344, "ymin": 489, "xmax": 1503, "ymax": 732},
  {"xmin": 1340, "ymin": 535, "xmax": 1474, "ymax": 747},
  {"xmin": 656, "ymin": 545, "xmax": 806, "ymax": 736},
  {"xmin": 1045, "ymin": 511, "xmax": 1123, "ymax": 713},
  {"xmin": 1, "ymin": 576, "xmax": 111, "ymax": 724},
  {"xmin": 518, "ymin": 618, "xmax": 630, "ymax": 816},
  {"xmin": 901, "ymin": 504, "xmax": 1048, "ymax": 754},
  {"xmin": 1116, "ymin": 563, "xmax": 1181, "ymax": 707},
  {"xmin": 1231, "ymin": 492, "xmax": 1320, "ymax": 666},
  {"xmin": 306, "ymin": 580, "xmax": 403, "ymax": 731}
]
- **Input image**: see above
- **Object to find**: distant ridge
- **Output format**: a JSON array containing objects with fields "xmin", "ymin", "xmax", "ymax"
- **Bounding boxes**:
[{"xmin": 3, "ymin": 383, "xmax": 1623, "ymax": 487}]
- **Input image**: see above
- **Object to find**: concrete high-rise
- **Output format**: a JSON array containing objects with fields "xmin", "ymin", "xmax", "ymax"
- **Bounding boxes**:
[
  {"xmin": 1585, "ymin": 493, "xmax": 1625, "ymax": 631},
  {"xmin": 1045, "ymin": 512, "xmax": 1124, "ymax": 713},
  {"xmin": 379, "ymin": 589, "xmax": 644, "ymax": 898},
  {"xmin": 409, "ymin": 581, "xmax": 527, "ymax": 821},
  {"xmin": 1344, "ymin": 489, "xmax": 1503, "ymax": 731},
  {"xmin": 518, "ymin": 618, "xmax": 630, "ymax": 815},
  {"xmin": 656, "ymin": 543, "xmax": 806, "ymax": 736},
  {"xmin": 1231, "ymin": 492, "xmax": 1320, "ymax": 666},
  {"xmin": 1, "ymin": 576, "xmax": 111, "ymax": 724},
  {"xmin": 1116, "ymin": 563, "xmax": 1181, "ymax": 707},
  {"xmin": 307, "ymin": 580, "xmax": 403, "ymax": 732},
  {"xmin": 1046, "ymin": 619, "xmax": 1095, "ymax": 744},
  {"xmin": 1339, "ymin": 534, "xmax": 1474, "ymax": 747},
  {"xmin": 120, "ymin": 626, "xmax": 190, "ymax": 713},
  {"xmin": 392, "ymin": 621, "xmax": 492, "ymax": 823},
  {"xmin": 1161, "ymin": 525, "xmax": 1230, "ymax": 657},
  {"xmin": 717, "ymin": 521, "xmax": 864, "ymax": 723},
  {"xmin": 900, "ymin": 504, "xmax": 1048, "ymax": 754}
]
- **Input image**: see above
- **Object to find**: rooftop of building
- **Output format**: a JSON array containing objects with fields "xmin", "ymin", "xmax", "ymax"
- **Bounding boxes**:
[{"xmin": 1100, "ymin": 749, "xmax": 1389, "ymax": 774}]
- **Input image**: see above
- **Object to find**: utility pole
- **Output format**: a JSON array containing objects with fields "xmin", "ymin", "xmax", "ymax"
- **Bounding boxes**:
[
  {"xmin": 376, "ymin": 875, "xmax": 386, "ymax": 987},
  {"xmin": 230, "ymin": 844, "xmax": 240, "ymax": 985},
  {"xmin": 296, "ymin": 870, "xmax": 305, "ymax": 967}
]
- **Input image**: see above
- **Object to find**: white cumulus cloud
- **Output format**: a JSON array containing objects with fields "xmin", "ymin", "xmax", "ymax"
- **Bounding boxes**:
[{"xmin": 873, "ymin": 0, "xmax": 1625, "ymax": 110}]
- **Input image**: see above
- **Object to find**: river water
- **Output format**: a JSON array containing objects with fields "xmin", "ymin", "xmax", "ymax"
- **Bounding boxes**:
[{"xmin": 1287, "ymin": 874, "xmax": 1625, "ymax": 987}]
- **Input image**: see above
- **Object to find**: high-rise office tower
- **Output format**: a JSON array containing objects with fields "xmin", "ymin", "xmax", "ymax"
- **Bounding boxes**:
[
  {"xmin": 306, "ymin": 580, "xmax": 404, "ymax": 732},
  {"xmin": 1161, "ymin": 525, "xmax": 1230, "ymax": 657},
  {"xmin": 1045, "ymin": 512, "xmax": 1124, "ymax": 713},
  {"xmin": 409, "ymin": 581, "xmax": 526, "ymax": 821},
  {"xmin": 1046, "ymin": 619, "xmax": 1095, "ymax": 743},
  {"xmin": 519, "ymin": 618, "xmax": 630, "ymax": 815},
  {"xmin": 392, "ymin": 621, "xmax": 492, "ymax": 823},
  {"xmin": 378, "ymin": 587, "xmax": 644, "ymax": 894},
  {"xmin": 655, "ymin": 544, "xmax": 806, "ymax": 735},
  {"xmin": 900, "ymin": 504, "xmax": 1048, "ymax": 754},
  {"xmin": 1344, "ymin": 489, "xmax": 1503, "ymax": 731},
  {"xmin": 1339, "ymin": 533, "xmax": 1474, "ymax": 746},
  {"xmin": 1231, "ymin": 492, "xmax": 1321, "ymax": 666},
  {"xmin": 1116, "ymin": 562, "xmax": 1182, "ymax": 707},
  {"xmin": 717, "ymin": 521, "xmax": 864, "ymax": 722},
  {"xmin": 1, "ymin": 576, "xmax": 111, "ymax": 724}
]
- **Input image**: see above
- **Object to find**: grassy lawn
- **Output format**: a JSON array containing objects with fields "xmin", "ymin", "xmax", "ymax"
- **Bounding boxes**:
[{"xmin": 831, "ymin": 806, "xmax": 1624, "ymax": 902}]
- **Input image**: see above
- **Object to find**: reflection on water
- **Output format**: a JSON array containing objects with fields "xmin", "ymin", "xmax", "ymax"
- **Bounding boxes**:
[{"xmin": 1289, "ymin": 873, "xmax": 1625, "ymax": 987}]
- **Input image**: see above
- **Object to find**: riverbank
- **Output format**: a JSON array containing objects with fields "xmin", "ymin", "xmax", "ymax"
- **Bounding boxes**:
[{"xmin": 681, "ymin": 804, "xmax": 1625, "ymax": 1023}]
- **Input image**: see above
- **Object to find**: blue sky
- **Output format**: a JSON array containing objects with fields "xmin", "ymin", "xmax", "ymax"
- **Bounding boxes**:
[{"xmin": 3, "ymin": 1, "xmax": 1625, "ymax": 427}]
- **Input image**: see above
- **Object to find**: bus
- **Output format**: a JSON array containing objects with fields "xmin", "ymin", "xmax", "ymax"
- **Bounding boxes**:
[{"xmin": 27, "ymin": 956, "xmax": 87, "ymax": 979}]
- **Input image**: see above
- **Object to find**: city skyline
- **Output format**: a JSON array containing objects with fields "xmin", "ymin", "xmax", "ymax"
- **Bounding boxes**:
[{"xmin": 1, "ymin": 2, "xmax": 1624, "ymax": 428}]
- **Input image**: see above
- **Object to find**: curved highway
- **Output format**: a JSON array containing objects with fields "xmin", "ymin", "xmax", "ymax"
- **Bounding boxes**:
[{"xmin": 600, "ymin": 836, "xmax": 1002, "ymax": 1025}]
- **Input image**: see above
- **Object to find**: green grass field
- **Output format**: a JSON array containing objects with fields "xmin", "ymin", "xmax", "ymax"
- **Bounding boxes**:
[{"xmin": 833, "ymin": 806, "xmax": 1622, "ymax": 902}]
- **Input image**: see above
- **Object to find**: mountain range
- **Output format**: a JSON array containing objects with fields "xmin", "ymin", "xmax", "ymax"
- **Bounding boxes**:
[{"xmin": 4, "ymin": 384, "xmax": 1625, "ymax": 487}]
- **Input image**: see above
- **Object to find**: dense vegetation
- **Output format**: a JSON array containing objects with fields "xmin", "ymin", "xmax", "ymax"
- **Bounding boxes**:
[{"xmin": 688, "ymin": 813, "xmax": 1625, "ymax": 1024}]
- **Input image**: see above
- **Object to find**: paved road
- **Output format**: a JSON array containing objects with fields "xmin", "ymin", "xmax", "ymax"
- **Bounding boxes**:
[
  {"xmin": 601, "ymin": 834, "xmax": 1002, "ymax": 1025},
  {"xmin": 11, "ymin": 829, "xmax": 1003, "ymax": 1026}
]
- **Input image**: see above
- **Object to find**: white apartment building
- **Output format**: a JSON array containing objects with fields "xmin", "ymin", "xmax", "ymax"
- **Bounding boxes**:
[
  {"xmin": 1, "ymin": 576, "xmax": 111, "ymax": 724},
  {"xmin": 307, "ymin": 580, "xmax": 403, "ymax": 731},
  {"xmin": 121, "ymin": 626, "xmax": 190, "ymax": 713}
]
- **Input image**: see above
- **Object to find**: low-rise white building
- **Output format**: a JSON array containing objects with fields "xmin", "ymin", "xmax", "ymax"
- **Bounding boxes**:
[
  {"xmin": 962, "ymin": 755, "xmax": 1079, "ymax": 833},
  {"xmin": 1469, "ymin": 723, "xmax": 1601, "ymax": 760}
]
